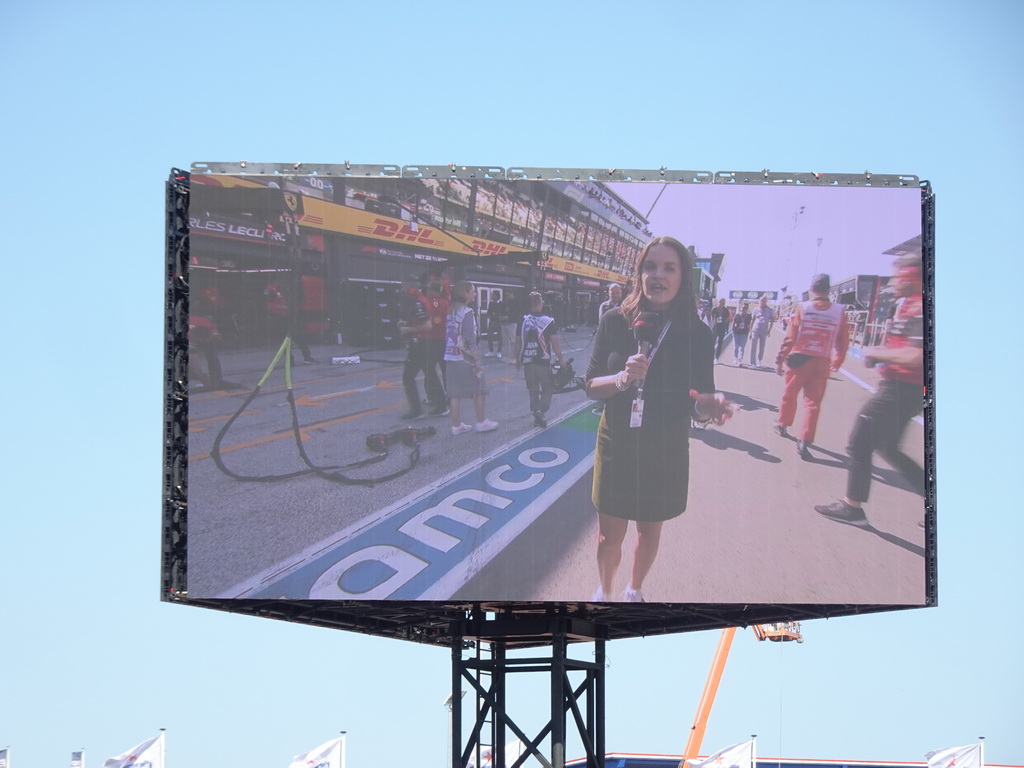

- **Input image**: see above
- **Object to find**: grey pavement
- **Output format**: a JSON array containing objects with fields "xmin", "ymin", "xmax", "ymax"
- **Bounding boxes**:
[
  {"xmin": 460, "ymin": 332, "xmax": 928, "ymax": 605},
  {"xmin": 185, "ymin": 327, "xmax": 927, "ymax": 606},
  {"xmin": 185, "ymin": 327, "xmax": 602, "ymax": 597}
]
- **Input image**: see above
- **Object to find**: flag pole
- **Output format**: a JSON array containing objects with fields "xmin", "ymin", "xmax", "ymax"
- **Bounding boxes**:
[
  {"xmin": 751, "ymin": 735, "xmax": 757, "ymax": 768},
  {"xmin": 978, "ymin": 737, "xmax": 985, "ymax": 768},
  {"xmin": 340, "ymin": 731, "xmax": 348, "ymax": 768},
  {"xmin": 160, "ymin": 729, "xmax": 167, "ymax": 768}
]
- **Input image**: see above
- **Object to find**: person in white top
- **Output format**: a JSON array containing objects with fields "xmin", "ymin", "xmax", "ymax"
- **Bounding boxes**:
[
  {"xmin": 749, "ymin": 295, "xmax": 775, "ymax": 367},
  {"xmin": 443, "ymin": 282, "xmax": 498, "ymax": 435}
]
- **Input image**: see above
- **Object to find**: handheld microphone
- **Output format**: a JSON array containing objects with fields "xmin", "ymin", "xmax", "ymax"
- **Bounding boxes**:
[{"xmin": 633, "ymin": 311, "xmax": 664, "ymax": 394}]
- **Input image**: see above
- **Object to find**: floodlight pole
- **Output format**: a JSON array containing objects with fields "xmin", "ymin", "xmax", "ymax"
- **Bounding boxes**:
[{"xmin": 449, "ymin": 612, "xmax": 606, "ymax": 768}]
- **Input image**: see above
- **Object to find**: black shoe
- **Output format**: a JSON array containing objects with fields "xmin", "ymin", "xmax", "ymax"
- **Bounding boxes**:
[
  {"xmin": 772, "ymin": 419, "xmax": 789, "ymax": 438},
  {"xmin": 796, "ymin": 440, "xmax": 812, "ymax": 460},
  {"xmin": 814, "ymin": 500, "xmax": 870, "ymax": 528},
  {"xmin": 402, "ymin": 409, "xmax": 423, "ymax": 420},
  {"xmin": 533, "ymin": 410, "xmax": 547, "ymax": 428}
]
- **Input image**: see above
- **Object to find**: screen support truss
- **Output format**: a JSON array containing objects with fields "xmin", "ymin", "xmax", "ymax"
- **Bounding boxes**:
[{"xmin": 450, "ymin": 614, "xmax": 606, "ymax": 768}]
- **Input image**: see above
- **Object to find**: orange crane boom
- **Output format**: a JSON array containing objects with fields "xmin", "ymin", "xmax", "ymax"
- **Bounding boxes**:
[
  {"xmin": 680, "ymin": 623, "xmax": 803, "ymax": 766},
  {"xmin": 681, "ymin": 627, "xmax": 736, "ymax": 764}
]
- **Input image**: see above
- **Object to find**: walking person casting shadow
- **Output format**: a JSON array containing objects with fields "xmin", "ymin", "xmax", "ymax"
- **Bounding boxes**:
[
  {"xmin": 444, "ymin": 282, "xmax": 498, "ymax": 436},
  {"xmin": 585, "ymin": 237, "xmax": 733, "ymax": 603}
]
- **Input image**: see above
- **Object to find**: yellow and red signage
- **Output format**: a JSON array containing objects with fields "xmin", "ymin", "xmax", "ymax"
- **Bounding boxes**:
[
  {"xmin": 532, "ymin": 253, "xmax": 630, "ymax": 284},
  {"xmin": 297, "ymin": 197, "xmax": 532, "ymax": 259},
  {"xmin": 193, "ymin": 175, "xmax": 629, "ymax": 283}
]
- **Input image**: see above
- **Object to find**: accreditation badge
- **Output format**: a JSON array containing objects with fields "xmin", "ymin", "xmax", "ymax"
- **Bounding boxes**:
[{"xmin": 629, "ymin": 397, "xmax": 644, "ymax": 429}]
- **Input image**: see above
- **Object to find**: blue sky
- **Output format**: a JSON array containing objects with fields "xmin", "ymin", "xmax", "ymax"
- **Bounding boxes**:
[
  {"xmin": 613, "ymin": 183, "xmax": 922, "ymax": 295},
  {"xmin": 1, "ymin": 2, "xmax": 1022, "ymax": 768}
]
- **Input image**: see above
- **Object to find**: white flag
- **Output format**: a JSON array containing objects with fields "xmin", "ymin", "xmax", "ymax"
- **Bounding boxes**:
[
  {"xmin": 288, "ymin": 738, "xmax": 343, "ymax": 768},
  {"xmin": 467, "ymin": 741, "xmax": 526, "ymax": 768},
  {"xmin": 926, "ymin": 744, "xmax": 983, "ymax": 768},
  {"xmin": 506, "ymin": 739, "xmax": 526, "ymax": 765},
  {"xmin": 687, "ymin": 740, "xmax": 754, "ymax": 768},
  {"xmin": 104, "ymin": 734, "xmax": 163, "ymax": 768}
]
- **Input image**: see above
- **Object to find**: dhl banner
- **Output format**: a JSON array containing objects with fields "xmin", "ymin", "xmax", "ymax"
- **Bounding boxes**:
[
  {"xmin": 533, "ymin": 253, "xmax": 630, "ymax": 284},
  {"xmin": 192, "ymin": 175, "xmax": 628, "ymax": 283},
  {"xmin": 298, "ymin": 197, "xmax": 532, "ymax": 259}
]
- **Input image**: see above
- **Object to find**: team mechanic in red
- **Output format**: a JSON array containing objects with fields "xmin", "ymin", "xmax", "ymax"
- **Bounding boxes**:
[
  {"xmin": 815, "ymin": 254, "xmax": 926, "ymax": 528},
  {"xmin": 398, "ymin": 275, "xmax": 450, "ymax": 419},
  {"xmin": 773, "ymin": 273, "xmax": 849, "ymax": 460}
]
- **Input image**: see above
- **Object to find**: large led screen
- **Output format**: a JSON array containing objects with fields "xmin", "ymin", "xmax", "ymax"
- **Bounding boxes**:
[{"xmin": 175, "ymin": 169, "xmax": 933, "ymax": 613}]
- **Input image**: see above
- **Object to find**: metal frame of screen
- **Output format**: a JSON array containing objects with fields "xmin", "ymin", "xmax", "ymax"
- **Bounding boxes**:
[{"xmin": 163, "ymin": 164, "xmax": 936, "ymax": 648}]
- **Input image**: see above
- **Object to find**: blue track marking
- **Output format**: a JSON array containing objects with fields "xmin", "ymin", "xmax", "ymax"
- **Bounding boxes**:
[{"xmin": 240, "ymin": 410, "xmax": 599, "ymax": 600}]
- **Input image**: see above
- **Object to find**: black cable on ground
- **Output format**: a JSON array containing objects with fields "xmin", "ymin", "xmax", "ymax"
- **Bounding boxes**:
[{"xmin": 209, "ymin": 337, "xmax": 428, "ymax": 487}]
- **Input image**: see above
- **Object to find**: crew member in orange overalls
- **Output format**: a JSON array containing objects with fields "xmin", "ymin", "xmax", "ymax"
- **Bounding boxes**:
[{"xmin": 773, "ymin": 274, "xmax": 848, "ymax": 460}]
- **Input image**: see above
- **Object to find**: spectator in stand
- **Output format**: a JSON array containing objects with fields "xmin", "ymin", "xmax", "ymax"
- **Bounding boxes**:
[
  {"xmin": 772, "ymin": 274, "xmax": 848, "ymax": 460},
  {"xmin": 444, "ymin": 282, "xmax": 498, "ymax": 435},
  {"xmin": 749, "ymin": 295, "xmax": 775, "ymax": 367},
  {"xmin": 815, "ymin": 255, "xmax": 926, "ymax": 527}
]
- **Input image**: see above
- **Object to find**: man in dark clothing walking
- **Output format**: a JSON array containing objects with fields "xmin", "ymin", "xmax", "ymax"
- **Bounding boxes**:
[
  {"xmin": 710, "ymin": 298, "xmax": 731, "ymax": 362},
  {"xmin": 398, "ymin": 277, "xmax": 449, "ymax": 418},
  {"xmin": 515, "ymin": 292, "xmax": 565, "ymax": 428},
  {"xmin": 814, "ymin": 255, "xmax": 926, "ymax": 527}
]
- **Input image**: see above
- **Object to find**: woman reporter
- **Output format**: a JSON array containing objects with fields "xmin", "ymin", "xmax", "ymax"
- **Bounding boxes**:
[{"xmin": 585, "ymin": 237, "xmax": 731, "ymax": 602}]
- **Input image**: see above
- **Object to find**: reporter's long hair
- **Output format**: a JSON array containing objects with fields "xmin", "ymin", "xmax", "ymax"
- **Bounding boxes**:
[{"xmin": 619, "ymin": 236, "xmax": 701, "ymax": 329}]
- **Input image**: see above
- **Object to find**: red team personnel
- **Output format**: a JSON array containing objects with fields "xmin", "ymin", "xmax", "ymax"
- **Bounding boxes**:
[
  {"xmin": 399, "ymin": 275, "xmax": 450, "ymax": 419},
  {"xmin": 816, "ymin": 255, "xmax": 926, "ymax": 528},
  {"xmin": 773, "ymin": 274, "xmax": 848, "ymax": 460}
]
